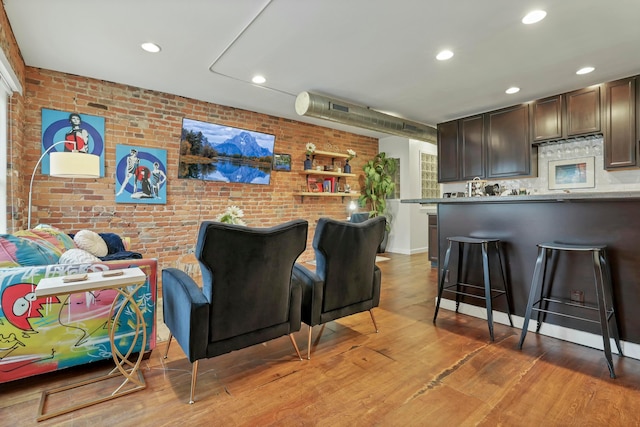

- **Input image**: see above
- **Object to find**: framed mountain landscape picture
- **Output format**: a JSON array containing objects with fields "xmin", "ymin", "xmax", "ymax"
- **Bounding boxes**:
[{"xmin": 178, "ymin": 118, "xmax": 275, "ymax": 185}]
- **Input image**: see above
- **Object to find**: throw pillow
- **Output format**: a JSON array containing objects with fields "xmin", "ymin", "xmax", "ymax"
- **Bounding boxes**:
[
  {"xmin": 58, "ymin": 248, "xmax": 102, "ymax": 265},
  {"xmin": 74, "ymin": 230, "xmax": 108, "ymax": 257},
  {"xmin": 98, "ymin": 233, "xmax": 126, "ymax": 254},
  {"xmin": 13, "ymin": 229, "xmax": 66, "ymax": 259},
  {"xmin": 0, "ymin": 234, "xmax": 60, "ymax": 267},
  {"xmin": 34, "ymin": 224, "xmax": 77, "ymax": 251}
]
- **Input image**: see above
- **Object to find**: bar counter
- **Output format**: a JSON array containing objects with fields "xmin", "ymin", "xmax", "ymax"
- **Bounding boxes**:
[{"xmin": 402, "ymin": 191, "xmax": 640, "ymax": 347}]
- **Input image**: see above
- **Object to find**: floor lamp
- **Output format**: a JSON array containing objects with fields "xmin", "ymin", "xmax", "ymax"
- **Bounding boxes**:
[{"xmin": 28, "ymin": 141, "xmax": 100, "ymax": 229}]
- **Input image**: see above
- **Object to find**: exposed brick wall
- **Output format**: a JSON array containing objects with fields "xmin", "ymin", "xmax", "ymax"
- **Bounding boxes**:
[
  {"xmin": 1, "ymin": 4, "xmax": 26, "ymax": 228},
  {"xmin": 16, "ymin": 67, "xmax": 378, "ymax": 274}
]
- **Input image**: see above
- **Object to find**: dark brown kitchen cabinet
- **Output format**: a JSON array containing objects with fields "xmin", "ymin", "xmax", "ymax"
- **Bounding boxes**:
[
  {"xmin": 603, "ymin": 77, "xmax": 637, "ymax": 169},
  {"xmin": 428, "ymin": 214, "xmax": 438, "ymax": 265},
  {"xmin": 437, "ymin": 116, "xmax": 485, "ymax": 182},
  {"xmin": 486, "ymin": 104, "xmax": 533, "ymax": 178},
  {"xmin": 460, "ymin": 115, "xmax": 485, "ymax": 180},
  {"xmin": 532, "ymin": 86, "xmax": 601, "ymax": 143},
  {"xmin": 532, "ymin": 95, "xmax": 563, "ymax": 142},
  {"xmin": 566, "ymin": 85, "xmax": 601, "ymax": 137},
  {"xmin": 437, "ymin": 120, "xmax": 460, "ymax": 182}
]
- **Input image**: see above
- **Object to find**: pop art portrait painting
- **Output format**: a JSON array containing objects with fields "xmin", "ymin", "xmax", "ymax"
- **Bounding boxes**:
[
  {"xmin": 115, "ymin": 145, "xmax": 168, "ymax": 204},
  {"xmin": 41, "ymin": 108, "xmax": 106, "ymax": 176}
]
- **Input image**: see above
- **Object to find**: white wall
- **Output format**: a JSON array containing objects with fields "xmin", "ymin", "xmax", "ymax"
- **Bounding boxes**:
[{"xmin": 379, "ymin": 136, "xmax": 437, "ymax": 254}]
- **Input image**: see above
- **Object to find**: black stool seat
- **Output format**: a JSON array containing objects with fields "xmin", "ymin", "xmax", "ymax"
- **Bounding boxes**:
[
  {"xmin": 434, "ymin": 236, "xmax": 514, "ymax": 341},
  {"xmin": 539, "ymin": 242, "xmax": 607, "ymax": 251},
  {"xmin": 518, "ymin": 242, "xmax": 623, "ymax": 378},
  {"xmin": 448, "ymin": 236, "xmax": 501, "ymax": 244}
]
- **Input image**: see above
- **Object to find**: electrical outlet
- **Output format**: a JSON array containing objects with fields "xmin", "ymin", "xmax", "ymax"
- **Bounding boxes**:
[{"xmin": 570, "ymin": 289, "xmax": 584, "ymax": 303}]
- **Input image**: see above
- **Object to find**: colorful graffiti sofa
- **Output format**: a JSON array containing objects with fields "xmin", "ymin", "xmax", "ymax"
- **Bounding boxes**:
[{"xmin": 0, "ymin": 226, "xmax": 157, "ymax": 384}]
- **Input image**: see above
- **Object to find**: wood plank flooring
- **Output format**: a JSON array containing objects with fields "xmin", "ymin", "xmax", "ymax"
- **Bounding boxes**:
[{"xmin": 3, "ymin": 253, "xmax": 640, "ymax": 426}]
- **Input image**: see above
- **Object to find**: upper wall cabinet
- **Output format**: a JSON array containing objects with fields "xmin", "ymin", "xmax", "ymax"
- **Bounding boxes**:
[
  {"xmin": 603, "ymin": 76, "xmax": 637, "ymax": 170},
  {"xmin": 532, "ymin": 94, "xmax": 563, "ymax": 142},
  {"xmin": 460, "ymin": 115, "xmax": 485, "ymax": 180},
  {"xmin": 437, "ymin": 115, "xmax": 485, "ymax": 182},
  {"xmin": 566, "ymin": 85, "xmax": 601, "ymax": 137},
  {"xmin": 486, "ymin": 104, "xmax": 532, "ymax": 178},
  {"xmin": 437, "ymin": 120, "xmax": 460, "ymax": 182},
  {"xmin": 531, "ymin": 85, "xmax": 602, "ymax": 143}
]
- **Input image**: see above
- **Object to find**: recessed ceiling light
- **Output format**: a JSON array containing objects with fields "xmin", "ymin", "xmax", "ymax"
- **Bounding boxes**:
[
  {"xmin": 506, "ymin": 87, "xmax": 520, "ymax": 94},
  {"xmin": 252, "ymin": 75, "xmax": 266, "ymax": 84},
  {"xmin": 576, "ymin": 66, "xmax": 595, "ymax": 75},
  {"xmin": 141, "ymin": 42, "xmax": 161, "ymax": 53},
  {"xmin": 436, "ymin": 50, "xmax": 454, "ymax": 61},
  {"xmin": 522, "ymin": 10, "xmax": 547, "ymax": 25}
]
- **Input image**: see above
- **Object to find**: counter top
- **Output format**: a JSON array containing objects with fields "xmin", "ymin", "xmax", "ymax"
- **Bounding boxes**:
[{"xmin": 402, "ymin": 191, "xmax": 640, "ymax": 204}]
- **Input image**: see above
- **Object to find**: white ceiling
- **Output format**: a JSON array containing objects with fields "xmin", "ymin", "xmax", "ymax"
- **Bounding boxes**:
[{"xmin": 5, "ymin": 0, "xmax": 640, "ymax": 140}]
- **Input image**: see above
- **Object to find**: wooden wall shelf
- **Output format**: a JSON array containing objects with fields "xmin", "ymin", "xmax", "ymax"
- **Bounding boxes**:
[
  {"xmin": 296, "ymin": 192, "xmax": 359, "ymax": 201},
  {"xmin": 311, "ymin": 150, "xmax": 350, "ymax": 159},
  {"xmin": 299, "ymin": 171, "xmax": 356, "ymax": 178}
]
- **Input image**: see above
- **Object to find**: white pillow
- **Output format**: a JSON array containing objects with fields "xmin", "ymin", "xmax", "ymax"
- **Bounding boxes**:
[
  {"xmin": 59, "ymin": 248, "xmax": 101, "ymax": 264},
  {"xmin": 73, "ymin": 230, "xmax": 108, "ymax": 257}
]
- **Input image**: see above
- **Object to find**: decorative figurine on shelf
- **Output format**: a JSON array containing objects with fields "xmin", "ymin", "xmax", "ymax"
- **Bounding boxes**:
[
  {"xmin": 344, "ymin": 149, "xmax": 356, "ymax": 173},
  {"xmin": 304, "ymin": 142, "xmax": 316, "ymax": 170}
]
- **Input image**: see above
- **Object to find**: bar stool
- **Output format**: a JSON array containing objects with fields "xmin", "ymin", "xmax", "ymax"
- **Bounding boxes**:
[
  {"xmin": 434, "ymin": 236, "xmax": 514, "ymax": 341},
  {"xmin": 518, "ymin": 242, "xmax": 623, "ymax": 378}
]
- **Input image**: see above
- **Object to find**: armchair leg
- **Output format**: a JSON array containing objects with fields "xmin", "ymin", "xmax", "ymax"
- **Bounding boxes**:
[
  {"xmin": 163, "ymin": 333, "xmax": 173, "ymax": 359},
  {"xmin": 307, "ymin": 325, "xmax": 313, "ymax": 360},
  {"xmin": 289, "ymin": 334, "xmax": 303, "ymax": 361},
  {"xmin": 189, "ymin": 360, "xmax": 198, "ymax": 404},
  {"xmin": 369, "ymin": 309, "xmax": 379, "ymax": 333}
]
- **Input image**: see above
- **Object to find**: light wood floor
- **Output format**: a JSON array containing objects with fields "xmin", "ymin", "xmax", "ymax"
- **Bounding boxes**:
[{"xmin": 3, "ymin": 253, "xmax": 640, "ymax": 426}]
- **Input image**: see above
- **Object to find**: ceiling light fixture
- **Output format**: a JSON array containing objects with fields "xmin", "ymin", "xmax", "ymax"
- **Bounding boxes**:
[
  {"xmin": 436, "ymin": 50, "xmax": 454, "ymax": 61},
  {"xmin": 576, "ymin": 66, "xmax": 595, "ymax": 75},
  {"xmin": 506, "ymin": 87, "xmax": 520, "ymax": 94},
  {"xmin": 522, "ymin": 10, "xmax": 547, "ymax": 24},
  {"xmin": 141, "ymin": 42, "xmax": 161, "ymax": 53},
  {"xmin": 252, "ymin": 75, "xmax": 266, "ymax": 84}
]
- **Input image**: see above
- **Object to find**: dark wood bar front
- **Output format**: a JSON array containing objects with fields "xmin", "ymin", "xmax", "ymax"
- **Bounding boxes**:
[{"xmin": 403, "ymin": 193, "xmax": 640, "ymax": 345}]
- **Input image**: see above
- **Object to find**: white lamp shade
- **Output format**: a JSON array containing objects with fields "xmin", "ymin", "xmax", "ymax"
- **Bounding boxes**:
[{"xmin": 49, "ymin": 151, "xmax": 100, "ymax": 178}]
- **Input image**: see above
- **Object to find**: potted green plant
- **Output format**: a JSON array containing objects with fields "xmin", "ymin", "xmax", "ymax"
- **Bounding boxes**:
[{"xmin": 358, "ymin": 152, "xmax": 397, "ymax": 252}]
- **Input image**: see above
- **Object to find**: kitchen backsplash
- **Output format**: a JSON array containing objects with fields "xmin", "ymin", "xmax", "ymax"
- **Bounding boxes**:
[{"xmin": 442, "ymin": 135, "xmax": 640, "ymax": 196}]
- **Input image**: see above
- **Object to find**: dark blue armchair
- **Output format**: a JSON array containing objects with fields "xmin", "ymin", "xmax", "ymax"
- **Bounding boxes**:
[
  {"xmin": 292, "ymin": 216, "xmax": 386, "ymax": 359},
  {"xmin": 162, "ymin": 219, "xmax": 308, "ymax": 403}
]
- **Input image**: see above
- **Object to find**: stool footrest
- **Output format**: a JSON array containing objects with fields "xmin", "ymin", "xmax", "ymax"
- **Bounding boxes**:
[
  {"xmin": 443, "ymin": 282, "xmax": 508, "ymax": 300},
  {"xmin": 531, "ymin": 297, "xmax": 615, "ymax": 325}
]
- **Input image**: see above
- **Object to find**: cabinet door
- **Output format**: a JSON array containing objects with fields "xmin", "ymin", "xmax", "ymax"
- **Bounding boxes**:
[
  {"xmin": 437, "ymin": 120, "xmax": 460, "ymax": 182},
  {"xmin": 566, "ymin": 85, "xmax": 601, "ymax": 137},
  {"xmin": 428, "ymin": 214, "xmax": 438, "ymax": 264},
  {"xmin": 532, "ymin": 95, "xmax": 563, "ymax": 142},
  {"xmin": 604, "ymin": 77, "xmax": 637, "ymax": 169},
  {"xmin": 460, "ymin": 115, "xmax": 485, "ymax": 180},
  {"xmin": 486, "ymin": 104, "xmax": 531, "ymax": 178}
]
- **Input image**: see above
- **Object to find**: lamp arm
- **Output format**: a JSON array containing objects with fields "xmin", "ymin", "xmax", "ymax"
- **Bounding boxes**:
[{"xmin": 28, "ymin": 141, "xmax": 68, "ymax": 229}]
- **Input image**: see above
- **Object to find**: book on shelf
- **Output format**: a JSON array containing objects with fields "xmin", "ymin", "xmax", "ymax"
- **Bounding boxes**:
[
  {"xmin": 323, "ymin": 177, "xmax": 337, "ymax": 192},
  {"xmin": 307, "ymin": 176, "xmax": 324, "ymax": 192}
]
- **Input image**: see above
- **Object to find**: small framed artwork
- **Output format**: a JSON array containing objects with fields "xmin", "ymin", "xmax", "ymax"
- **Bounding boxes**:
[
  {"xmin": 548, "ymin": 157, "xmax": 595, "ymax": 190},
  {"xmin": 115, "ymin": 145, "xmax": 168, "ymax": 204},
  {"xmin": 41, "ymin": 108, "xmax": 106, "ymax": 177},
  {"xmin": 272, "ymin": 153, "xmax": 291, "ymax": 171}
]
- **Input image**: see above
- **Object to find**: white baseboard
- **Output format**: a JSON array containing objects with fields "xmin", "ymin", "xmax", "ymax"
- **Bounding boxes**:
[
  {"xmin": 385, "ymin": 246, "xmax": 428, "ymax": 255},
  {"xmin": 438, "ymin": 298, "xmax": 639, "ymax": 360}
]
